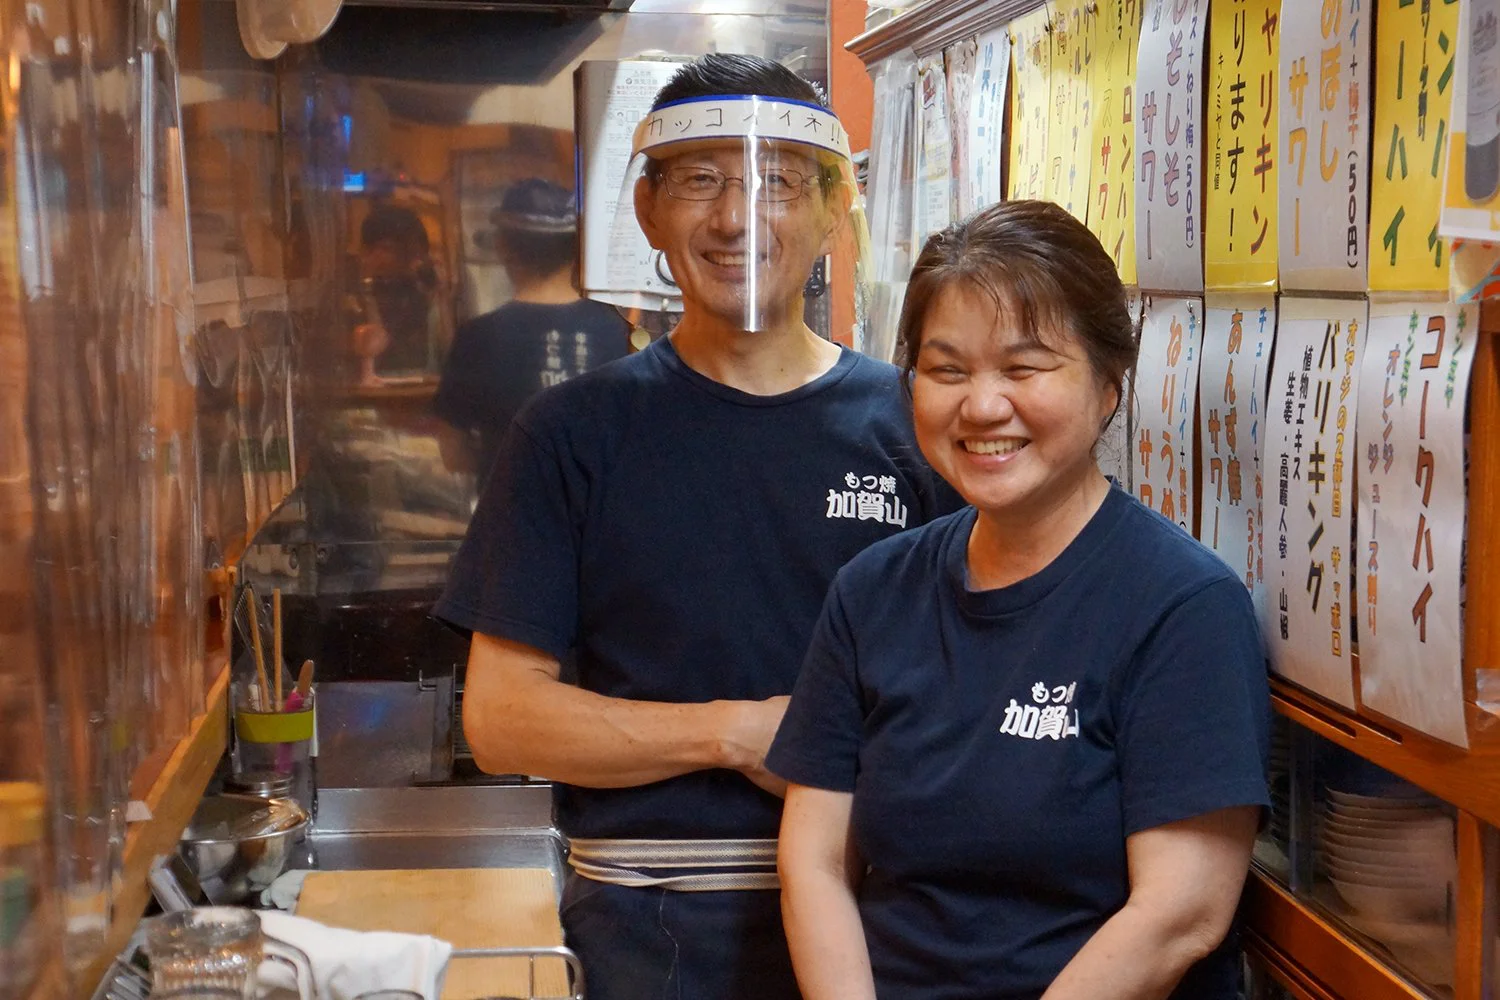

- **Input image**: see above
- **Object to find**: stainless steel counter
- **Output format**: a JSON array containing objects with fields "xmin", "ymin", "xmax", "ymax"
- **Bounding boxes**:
[{"xmin": 307, "ymin": 784, "xmax": 567, "ymax": 903}]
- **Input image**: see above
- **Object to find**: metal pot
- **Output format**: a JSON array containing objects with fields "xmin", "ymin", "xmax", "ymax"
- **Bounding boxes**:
[{"xmin": 178, "ymin": 794, "xmax": 309, "ymax": 904}]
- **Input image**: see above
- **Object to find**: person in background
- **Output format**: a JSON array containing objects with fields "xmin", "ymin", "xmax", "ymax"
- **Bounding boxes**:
[
  {"xmin": 349, "ymin": 203, "xmax": 441, "ymax": 382},
  {"xmin": 769, "ymin": 200, "xmax": 1270, "ymax": 1000},
  {"xmin": 434, "ymin": 179, "xmax": 630, "ymax": 479},
  {"xmin": 436, "ymin": 54, "xmax": 958, "ymax": 1000}
]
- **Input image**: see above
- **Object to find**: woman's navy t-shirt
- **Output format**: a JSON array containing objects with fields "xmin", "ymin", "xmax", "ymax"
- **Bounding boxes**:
[
  {"xmin": 436, "ymin": 335, "xmax": 959, "ymax": 842},
  {"xmin": 767, "ymin": 486, "xmax": 1271, "ymax": 1000}
]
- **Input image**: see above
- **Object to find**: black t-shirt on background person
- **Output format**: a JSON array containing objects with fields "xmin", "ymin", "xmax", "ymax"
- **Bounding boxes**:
[
  {"xmin": 434, "ymin": 335, "xmax": 962, "ymax": 842},
  {"xmin": 767, "ymin": 485, "xmax": 1272, "ymax": 1000},
  {"xmin": 433, "ymin": 299, "xmax": 631, "ymax": 476}
]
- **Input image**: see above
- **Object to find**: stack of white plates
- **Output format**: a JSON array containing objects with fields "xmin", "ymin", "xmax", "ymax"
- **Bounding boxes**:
[{"xmin": 1318, "ymin": 789, "xmax": 1456, "ymax": 985}]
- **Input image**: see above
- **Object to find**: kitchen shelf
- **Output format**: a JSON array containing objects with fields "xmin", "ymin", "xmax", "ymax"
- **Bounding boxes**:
[
  {"xmin": 1243, "ymin": 874, "xmax": 1431, "ymax": 1000},
  {"xmin": 80, "ymin": 658, "xmax": 229, "ymax": 994}
]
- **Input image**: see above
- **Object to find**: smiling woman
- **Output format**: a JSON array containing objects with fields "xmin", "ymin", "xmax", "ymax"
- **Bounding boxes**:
[
  {"xmin": 768, "ymin": 201, "xmax": 1273, "ymax": 1000},
  {"xmin": 896, "ymin": 200, "xmax": 1138, "ymax": 587}
]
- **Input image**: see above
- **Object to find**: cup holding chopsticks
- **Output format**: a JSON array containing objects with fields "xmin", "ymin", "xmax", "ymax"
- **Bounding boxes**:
[{"xmin": 229, "ymin": 585, "xmax": 317, "ymax": 821}]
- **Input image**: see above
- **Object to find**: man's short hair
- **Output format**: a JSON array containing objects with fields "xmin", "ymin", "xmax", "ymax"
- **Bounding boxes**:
[{"xmin": 651, "ymin": 53, "xmax": 829, "ymax": 110}]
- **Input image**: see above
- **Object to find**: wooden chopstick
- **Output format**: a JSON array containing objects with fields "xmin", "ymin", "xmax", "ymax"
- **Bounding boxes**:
[
  {"xmin": 245, "ymin": 585, "xmax": 272, "ymax": 712},
  {"xmin": 273, "ymin": 588, "xmax": 284, "ymax": 712}
]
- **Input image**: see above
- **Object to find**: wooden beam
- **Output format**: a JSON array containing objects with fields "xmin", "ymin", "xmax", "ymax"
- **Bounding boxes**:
[{"xmin": 80, "ymin": 660, "xmax": 229, "ymax": 995}]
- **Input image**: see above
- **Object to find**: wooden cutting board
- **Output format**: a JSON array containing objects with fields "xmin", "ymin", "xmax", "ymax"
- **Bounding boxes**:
[{"xmin": 296, "ymin": 868, "xmax": 569, "ymax": 999}]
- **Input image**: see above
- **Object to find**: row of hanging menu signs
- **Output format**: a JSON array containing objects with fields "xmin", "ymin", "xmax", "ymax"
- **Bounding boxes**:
[{"xmin": 899, "ymin": 0, "xmax": 1490, "ymax": 748}]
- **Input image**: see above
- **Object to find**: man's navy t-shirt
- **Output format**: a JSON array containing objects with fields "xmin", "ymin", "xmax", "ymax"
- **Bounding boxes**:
[
  {"xmin": 435, "ymin": 335, "xmax": 958, "ymax": 841},
  {"xmin": 767, "ymin": 485, "xmax": 1271, "ymax": 1000},
  {"xmin": 433, "ymin": 299, "xmax": 630, "ymax": 476}
]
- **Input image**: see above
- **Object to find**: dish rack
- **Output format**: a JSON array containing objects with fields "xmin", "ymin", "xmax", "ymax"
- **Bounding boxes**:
[{"xmin": 91, "ymin": 942, "xmax": 586, "ymax": 1000}]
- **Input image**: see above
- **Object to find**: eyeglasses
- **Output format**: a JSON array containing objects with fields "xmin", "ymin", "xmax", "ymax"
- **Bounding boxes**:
[{"xmin": 660, "ymin": 164, "xmax": 818, "ymax": 203}]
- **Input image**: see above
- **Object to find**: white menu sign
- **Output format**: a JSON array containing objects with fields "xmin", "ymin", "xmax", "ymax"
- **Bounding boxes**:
[
  {"xmin": 1276, "ymin": 0, "xmax": 1370, "ymax": 292},
  {"xmin": 1133, "ymin": 295, "xmax": 1203, "ymax": 533},
  {"xmin": 968, "ymin": 26, "xmax": 1012, "ymax": 212},
  {"xmin": 1262, "ymin": 295, "xmax": 1366, "ymax": 709},
  {"xmin": 1199, "ymin": 293, "xmax": 1276, "ymax": 611},
  {"xmin": 1357, "ymin": 301, "xmax": 1477, "ymax": 747},
  {"xmin": 1135, "ymin": 0, "xmax": 1206, "ymax": 293},
  {"xmin": 577, "ymin": 60, "xmax": 686, "ymax": 308},
  {"xmin": 917, "ymin": 55, "xmax": 954, "ymax": 246}
]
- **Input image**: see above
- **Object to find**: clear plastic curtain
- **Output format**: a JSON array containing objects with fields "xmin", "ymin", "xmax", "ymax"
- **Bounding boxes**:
[
  {"xmin": 6, "ymin": 0, "xmax": 204, "ymax": 983},
  {"xmin": 863, "ymin": 49, "xmax": 919, "ymax": 363}
]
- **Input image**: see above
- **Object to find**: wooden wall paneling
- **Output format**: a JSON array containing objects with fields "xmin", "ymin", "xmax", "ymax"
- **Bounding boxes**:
[{"xmin": 1452, "ymin": 811, "xmax": 1495, "ymax": 1000}]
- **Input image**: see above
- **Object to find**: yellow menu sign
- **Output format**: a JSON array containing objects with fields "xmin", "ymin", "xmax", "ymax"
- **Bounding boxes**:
[
  {"xmin": 1088, "ymin": 0, "xmax": 1143, "ymax": 285},
  {"xmin": 1048, "ymin": 0, "xmax": 1097, "ymax": 220},
  {"xmin": 1204, "ymin": 0, "xmax": 1279, "ymax": 289},
  {"xmin": 1009, "ymin": 6, "xmax": 1054, "ymax": 201},
  {"xmin": 1369, "ymin": 0, "xmax": 1460, "ymax": 292}
]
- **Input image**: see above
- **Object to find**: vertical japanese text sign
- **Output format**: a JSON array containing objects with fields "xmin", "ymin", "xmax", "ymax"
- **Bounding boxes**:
[
  {"xmin": 1199, "ymin": 296, "xmax": 1277, "ymax": 612},
  {"xmin": 1261, "ymin": 296, "xmax": 1366, "ymax": 710},
  {"xmin": 1049, "ymin": 0, "xmax": 1098, "ymax": 221},
  {"xmin": 1277, "ymin": 0, "xmax": 1371, "ymax": 292},
  {"xmin": 1135, "ymin": 0, "xmax": 1206, "ymax": 293},
  {"xmin": 1089, "ymin": 0, "xmax": 1145, "ymax": 285},
  {"xmin": 1205, "ymin": 0, "xmax": 1280, "ymax": 289},
  {"xmin": 970, "ymin": 28, "xmax": 1013, "ymax": 212},
  {"xmin": 1133, "ymin": 296, "xmax": 1204, "ymax": 534},
  {"xmin": 1010, "ymin": 7, "xmax": 1055, "ymax": 201},
  {"xmin": 1370, "ymin": 0, "xmax": 1460, "ymax": 292},
  {"xmin": 1357, "ymin": 303, "xmax": 1476, "ymax": 748}
]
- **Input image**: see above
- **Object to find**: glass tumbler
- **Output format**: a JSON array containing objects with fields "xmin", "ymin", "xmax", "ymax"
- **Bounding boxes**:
[{"xmin": 145, "ymin": 907, "xmax": 263, "ymax": 997}]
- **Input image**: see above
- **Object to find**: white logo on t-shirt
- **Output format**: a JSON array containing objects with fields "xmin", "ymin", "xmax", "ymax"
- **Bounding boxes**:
[
  {"xmin": 999, "ymin": 681, "xmax": 1080, "ymax": 740},
  {"xmin": 825, "ymin": 472, "xmax": 908, "ymax": 527},
  {"xmin": 540, "ymin": 330, "xmax": 592, "ymax": 389}
]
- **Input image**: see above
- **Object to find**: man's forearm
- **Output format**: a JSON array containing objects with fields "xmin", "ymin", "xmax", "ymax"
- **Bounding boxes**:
[{"xmin": 464, "ymin": 672, "xmax": 750, "ymax": 787}]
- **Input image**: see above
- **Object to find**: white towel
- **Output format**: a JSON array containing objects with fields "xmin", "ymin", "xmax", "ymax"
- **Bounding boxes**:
[{"xmin": 256, "ymin": 910, "xmax": 452, "ymax": 1000}]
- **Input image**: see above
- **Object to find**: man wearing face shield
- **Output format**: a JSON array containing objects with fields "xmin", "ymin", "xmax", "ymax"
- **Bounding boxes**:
[{"xmin": 437, "ymin": 54, "xmax": 958, "ymax": 1000}]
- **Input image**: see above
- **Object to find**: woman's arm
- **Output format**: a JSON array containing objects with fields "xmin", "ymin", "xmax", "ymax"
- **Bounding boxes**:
[
  {"xmin": 778, "ymin": 784, "xmax": 877, "ymax": 1000},
  {"xmin": 1041, "ymin": 805, "xmax": 1259, "ymax": 1000}
]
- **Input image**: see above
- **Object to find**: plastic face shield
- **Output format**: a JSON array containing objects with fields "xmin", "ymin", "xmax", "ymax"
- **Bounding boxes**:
[{"xmin": 610, "ymin": 95, "xmax": 870, "ymax": 335}]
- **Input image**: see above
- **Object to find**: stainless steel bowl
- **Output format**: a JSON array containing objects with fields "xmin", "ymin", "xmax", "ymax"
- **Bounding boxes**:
[{"xmin": 178, "ymin": 793, "xmax": 309, "ymax": 904}]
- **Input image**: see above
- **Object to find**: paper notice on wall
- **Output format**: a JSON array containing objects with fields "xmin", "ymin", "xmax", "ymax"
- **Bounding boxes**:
[
  {"xmin": 918, "ymin": 55, "xmax": 954, "ymax": 246},
  {"xmin": 1369, "ymin": 0, "xmax": 1460, "ymax": 292},
  {"xmin": 1440, "ymin": 0, "xmax": 1500, "ymax": 241},
  {"xmin": 1204, "ymin": 0, "xmax": 1280, "ymax": 290},
  {"xmin": 1277, "ymin": 0, "xmax": 1371, "ymax": 292},
  {"xmin": 1261, "ymin": 295, "xmax": 1366, "ymax": 710},
  {"xmin": 945, "ymin": 39, "xmax": 979, "ymax": 220},
  {"xmin": 576, "ymin": 60, "xmax": 686, "ymax": 310},
  {"xmin": 1010, "ymin": 7, "xmax": 1053, "ymax": 201},
  {"xmin": 969, "ymin": 26, "xmax": 1012, "ymax": 213},
  {"xmin": 1048, "ymin": 0, "xmax": 1097, "ymax": 221},
  {"xmin": 1135, "ymin": 0, "xmax": 1206, "ymax": 293},
  {"xmin": 1357, "ymin": 301, "xmax": 1476, "ymax": 748},
  {"xmin": 1199, "ymin": 294, "xmax": 1276, "ymax": 613},
  {"xmin": 1133, "ymin": 295, "xmax": 1203, "ymax": 534},
  {"xmin": 1089, "ymin": 0, "xmax": 1143, "ymax": 284}
]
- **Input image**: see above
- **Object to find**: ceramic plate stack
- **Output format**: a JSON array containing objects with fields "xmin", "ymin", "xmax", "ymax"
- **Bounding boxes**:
[
  {"xmin": 1318, "ymin": 787, "xmax": 1456, "ymax": 986},
  {"xmin": 1254, "ymin": 729, "xmax": 1292, "ymax": 873}
]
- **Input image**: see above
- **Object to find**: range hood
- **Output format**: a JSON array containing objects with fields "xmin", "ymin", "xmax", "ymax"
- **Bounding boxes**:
[{"xmin": 237, "ymin": 0, "xmax": 631, "ymax": 62}]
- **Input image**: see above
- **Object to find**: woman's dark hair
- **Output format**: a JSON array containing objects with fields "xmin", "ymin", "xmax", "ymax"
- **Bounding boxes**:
[
  {"xmin": 651, "ymin": 53, "xmax": 829, "ymax": 110},
  {"xmin": 895, "ymin": 200, "xmax": 1139, "ymax": 431}
]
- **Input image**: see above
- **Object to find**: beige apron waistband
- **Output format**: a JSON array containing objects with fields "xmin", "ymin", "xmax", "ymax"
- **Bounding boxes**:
[{"xmin": 566, "ymin": 838, "xmax": 780, "ymax": 892}]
